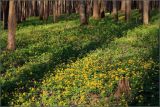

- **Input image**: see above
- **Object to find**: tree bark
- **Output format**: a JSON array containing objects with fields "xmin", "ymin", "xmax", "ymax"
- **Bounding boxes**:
[
  {"xmin": 125, "ymin": 0, "xmax": 131, "ymax": 22},
  {"xmin": 86, "ymin": 0, "xmax": 92, "ymax": 16},
  {"xmin": 32, "ymin": 0, "xmax": 36, "ymax": 16},
  {"xmin": 93, "ymin": 0, "xmax": 101, "ymax": 20},
  {"xmin": 53, "ymin": 0, "xmax": 56, "ymax": 23},
  {"xmin": 0, "ymin": 1, "xmax": 2, "ymax": 21},
  {"xmin": 2, "ymin": 1, "xmax": 9, "ymax": 29},
  {"xmin": 7, "ymin": 0, "xmax": 16, "ymax": 50},
  {"xmin": 143, "ymin": 0, "xmax": 149, "ymax": 25},
  {"xmin": 79, "ymin": 0, "xmax": 88, "ymax": 25},
  {"xmin": 16, "ymin": 0, "xmax": 22, "ymax": 23},
  {"xmin": 159, "ymin": 0, "xmax": 160, "ymax": 12},
  {"xmin": 40, "ymin": 0, "xmax": 44, "ymax": 20},
  {"xmin": 44, "ymin": 0, "xmax": 49, "ymax": 22},
  {"xmin": 138, "ymin": 1, "xmax": 142, "ymax": 13},
  {"xmin": 100, "ymin": 0, "xmax": 105, "ymax": 18},
  {"xmin": 112, "ymin": 0, "xmax": 117, "ymax": 15},
  {"xmin": 121, "ymin": 0, "xmax": 125, "ymax": 12},
  {"xmin": 66, "ymin": 0, "xmax": 72, "ymax": 14},
  {"xmin": 112, "ymin": 0, "xmax": 118, "ymax": 21},
  {"xmin": 22, "ymin": 1, "xmax": 26, "ymax": 21},
  {"xmin": 75, "ymin": 1, "xmax": 79, "ymax": 14}
]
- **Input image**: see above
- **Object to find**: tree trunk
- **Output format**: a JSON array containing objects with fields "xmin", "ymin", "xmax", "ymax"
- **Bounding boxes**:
[
  {"xmin": 57, "ymin": 0, "xmax": 61, "ymax": 16},
  {"xmin": 112, "ymin": 0, "xmax": 118, "ymax": 21},
  {"xmin": 79, "ymin": 0, "xmax": 88, "ymax": 25},
  {"xmin": 7, "ymin": 0, "xmax": 16, "ymax": 50},
  {"xmin": 121, "ymin": 0, "xmax": 125, "ymax": 12},
  {"xmin": 2, "ymin": 1, "xmax": 9, "ymax": 29},
  {"xmin": 35, "ymin": 1, "xmax": 39, "ymax": 16},
  {"xmin": 53, "ymin": 0, "xmax": 56, "ymax": 23},
  {"xmin": 32, "ymin": 0, "xmax": 36, "ymax": 16},
  {"xmin": 93, "ymin": 0, "xmax": 101, "ymax": 20},
  {"xmin": 44, "ymin": 0, "xmax": 49, "ymax": 22},
  {"xmin": 86, "ymin": 0, "xmax": 92, "ymax": 16},
  {"xmin": 75, "ymin": 1, "xmax": 79, "ymax": 14},
  {"xmin": 0, "ymin": 1, "xmax": 2, "ymax": 21},
  {"xmin": 143, "ymin": 0, "xmax": 149, "ymax": 25},
  {"xmin": 138, "ymin": 1, "xmax": 142, "ymax": 13},
  {"xmin": 159, "ymin": 0, "xmax": 160, "ymax": 12},
  {"xmin": 22, "ymin": 1, "xmax": 26, "ymax": 21},
  {"xmin": 66, "ymin": 0, "xmax": 72, "ymax": 14},
  {"xmin": 125, "ymin": 0, "xmax": 131, "ymax": 22},
  {"xmin": 16, "ymin": 0, "xmax": 22, "ymax": 23},
  {"xmin": 100, "ymin": 0, "xmax": 105, "ymax": 18},
  {"xmin": 107, "ymin": 1, "xmax": 112, "ymax": 14},
  {"xmin": 39, "ymin": 0, "xmax": 44, "ymax": 20},
  {"xmin": 112, "ymin": 0, "xmax": 117, "ymax": 15}
]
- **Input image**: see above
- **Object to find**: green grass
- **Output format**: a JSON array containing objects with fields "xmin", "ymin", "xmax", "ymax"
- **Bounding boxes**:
[{"xmin": 0, "ymin": 10, "xmax": 159, "ymax": 106}]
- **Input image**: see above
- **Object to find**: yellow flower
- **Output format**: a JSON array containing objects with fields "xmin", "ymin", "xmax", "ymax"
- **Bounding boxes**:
[
  {"xmin": 83, "ymin": 74, "xmax": 88, "ymax": 79},
  {"xmin": 128, "ymin": 59, "xmax": 134, "ymax": 64},
  {"xmin": 31, "ymin": 87, "xmax": 35, "ymax": 91},
  {"xmin": 115, "ymin": 76, "xmax": 119, "ymax": 80},
  {"xmin": 31, "ymin": 96, "xmax": 35, "ymax": 101},
  {"xmin": 117, "ymin": 68, "xmax": 126, "ymax": 73},
  {"xmin": 108, "ymin": 82, "xmax": 113, "ymax": 87},
  {"xmin": 79, "ymin": 95, "xmax": 85, "ymax": 102},
  {"xmin": 42, "ymin": 90, "xmax": 48, "ymax": 95},
  {"xmin": 99, "ymin": 74, "xmax": 105, "ymax": 78},
  {"xmin": 22, "ymin": 93, "xmax": 26, "ymax": 96},
  {"xmin": 143, "ymin": 63, "xmax": 151, "ymax": 69}
]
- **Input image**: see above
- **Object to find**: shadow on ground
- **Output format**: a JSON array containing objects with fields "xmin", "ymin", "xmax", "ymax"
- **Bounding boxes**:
[{"xmin": 1, "ymin": 13, "xmax": 143, "ymax": 106}]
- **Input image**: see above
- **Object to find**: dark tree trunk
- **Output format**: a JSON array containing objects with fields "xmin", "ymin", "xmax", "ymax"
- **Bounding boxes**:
[
  {"xmin": 16, "ymin": 0, "xmax": 22, "ymax": 23},
  {"xmin": 75, "ymin": 1, "xmax": 79, "ymax": 14},
  {"xmin": 35, "ymin": 1, "xmax": 39, "ymax": 16},
  {"xmin": 0, "ymin": 1, "xmax": 3, "ymax": 21},
  {"xmin": 159, "ymin": 0, "xmax": 160, "ymax": 12},
  {"xmin": 112, "ymin": 0, "xmax": 118, "ymax": 21},
  {"xmin": 100, "ymin": 0, "xmax": 105, "ymax": 18},
  {"xmin": 2, "ymin": 1, "xmax": 9, "ymax": 29},
  {"xmin": 112, "ymin": 0, "xmax": 117, "ymax": 15},
  {"xmin": 138, "ymin": 1, "xmax": 143, "ymax": 13},
  {"xmin": 22, "ymin": 1, "xmax": 26, "ymax": 21},
  {"xmin": 86, "ymin": 0, "xmax": 92, "ymax": 16},
  {"xmin": 53, "ymin": 1, "xmax": 56, "ymax": 22},
  {"xmin": 7, "ymin": 0, "xmax": 16, "ymax": 50},
  {"xmin": 0, "ymin": 1, "xmax": 2, "ymax": 21},
  {"xmin": 44, "ymin": 0, "xmax": 49, "ymax": 22},
  {"xmin": 107, "ymin": 1, "xmax": 112, "ymax": 14},
  {"xmin": 79, "ymin": 0, "xmax": 88, "ymax": 25},
  {"xmin": 66, "ymin": 0, "xmax": 72, "ymax": 14},
  {"xmin": 40, "ymin": 0, "xmax": 44, "ymax": 20}
]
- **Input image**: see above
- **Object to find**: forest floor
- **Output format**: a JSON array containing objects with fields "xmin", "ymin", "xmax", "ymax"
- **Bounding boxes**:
[{"xmin": 0, "ymin": 10, "xmax": 159, "ymax": 106}]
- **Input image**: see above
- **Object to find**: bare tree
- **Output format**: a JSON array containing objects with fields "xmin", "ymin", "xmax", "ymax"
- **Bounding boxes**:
[
  {"xmin": 7, "ymin": 0, "xmax": 16, "ymax": 50},
  {"xmin": 143, "ymin": 0, "xmax": 149, "ymax": 24},
  {"xmin": 2, "ymin": 1, "xmax": 9, "ymax": 29},
  {"xmin": 121, "ymin": 0, "xmax": 125, "ymax": 12},
  {"xmin": 44, "ymin": 0, "xmax": 49, "ymax": 22},
  {"xmin": 93, "ymin": 0, "xmax": 101, "ymax": 20},
  {"xmin": 39, "ymin": 0, "xmax": 44, "ymax": 20},
  {"xmin": 100, "ymin": 0, "xmax": 105, "ymax": 18},
  {"xmin": 79, "ymin": 0, "xmax": 88, "ymax": 25},
  {"xmin": 125, "ymin": 0, "xmax": 131, "ymax": 22},
  {"xmin": 112, "ymin": 0, "xmax": 118, "ymax": 21},
  {"xmin": 53, "ymin": 0, "xmax": 56, "ymax": 23}
]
